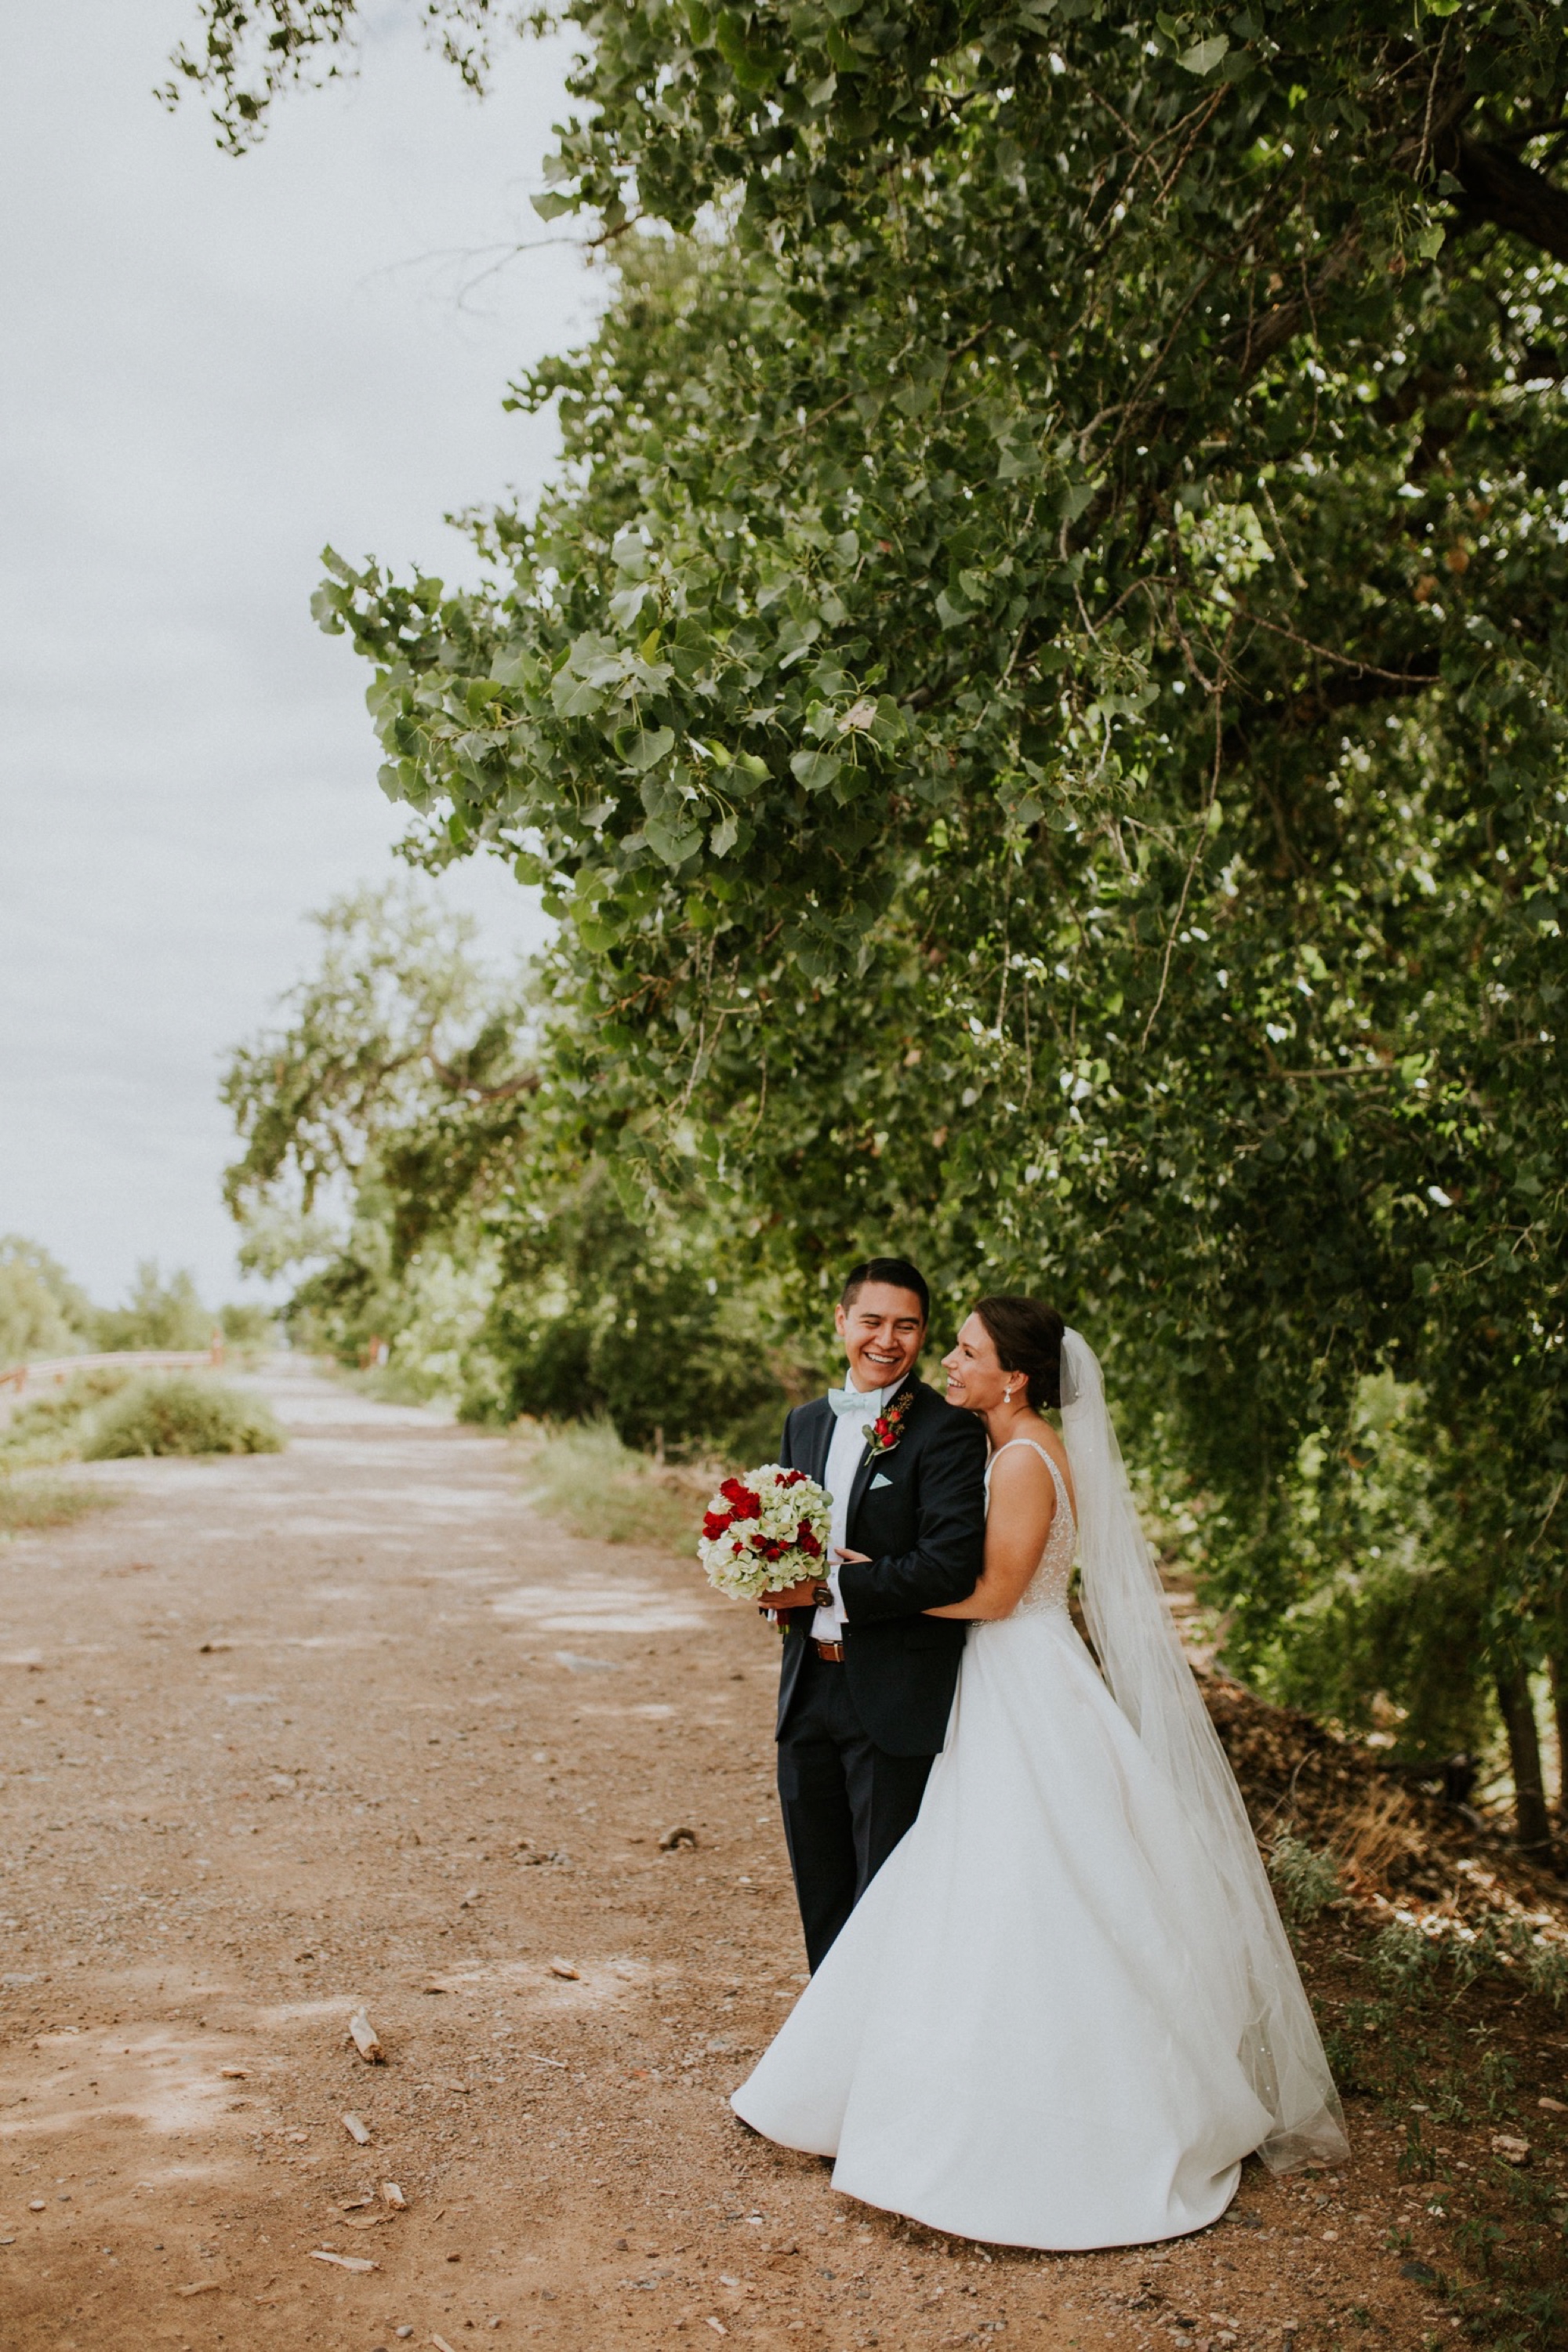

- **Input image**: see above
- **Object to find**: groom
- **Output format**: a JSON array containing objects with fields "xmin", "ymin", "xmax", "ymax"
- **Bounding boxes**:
[{"xmin": 761, "ymin": 1257, "xmax": 987, "ymax": 1970}]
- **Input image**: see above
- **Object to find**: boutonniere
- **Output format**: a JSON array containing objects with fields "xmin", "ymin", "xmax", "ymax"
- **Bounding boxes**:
[{"xmin": 862, "ymin": 1382, "xmax": 916, "ymax": 1461}]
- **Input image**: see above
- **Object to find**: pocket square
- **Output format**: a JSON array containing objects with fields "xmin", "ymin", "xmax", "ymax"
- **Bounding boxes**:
[{"xmin": 870, "ymin": 1471, "xmax": 894, "ymax": 1490}]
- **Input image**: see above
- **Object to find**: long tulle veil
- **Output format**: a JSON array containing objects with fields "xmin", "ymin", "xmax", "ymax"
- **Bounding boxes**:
[{"xmin": 1059, "ymin": 1328, "xmax": 1348, "ymax": 2170}]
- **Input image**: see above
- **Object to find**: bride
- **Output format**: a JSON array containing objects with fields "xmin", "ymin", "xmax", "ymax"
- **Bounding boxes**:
[{"xmin": 731, "ymin": 1297, "xmax": 1347, "ymax": 2249}]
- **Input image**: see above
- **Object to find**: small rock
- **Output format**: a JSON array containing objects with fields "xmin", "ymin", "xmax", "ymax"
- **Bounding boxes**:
[
  {"xmin": 27, "ymin": 2200, "xmax": 45, "ymax": 2213},
  {"xmin": 659, "ymin": 1827, "xmax": 698, "ymax": 1851},
  {"xmin": 347, "ymin": 2008, "xmax": 384, "ymax": 2063},
  {"xmin": 341, "ymin": 2112, "xmax": 371, "ymax": 2145},
  {"xmin": 381, "ymin": 2182, "xmax": 406, "ymax": 2209},
  {"xmin": 1539, "ymin": 2096, "xmax": 1566, "ymax": 2114},
  {"xmin": 1490, "ymin": 2134, "xmax": 1530, "ymax": 2165},
  {"xmin": 548, "ymin": 1958, "xmax": 580, "ymax": 1980},
  {"xmin": 218, "ymin": 2066, "xmax": 247, "ymax": 2080}
]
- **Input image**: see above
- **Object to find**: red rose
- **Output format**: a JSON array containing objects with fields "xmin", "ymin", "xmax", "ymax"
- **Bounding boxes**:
[
  {"xmin": 702, "ymin": 1509, "xmax": 734, "ymax": 1541},
  {"xmin": 720, "ymin": 1478, "xmax": 762, "ymax": 1520},
  {"xmin": 797, "ymin": 1524, "xmax": 822, "ymax": 1555}
]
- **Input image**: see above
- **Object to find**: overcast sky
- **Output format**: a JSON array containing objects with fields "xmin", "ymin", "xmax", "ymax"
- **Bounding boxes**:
[{"xmin": 2, "ymin": 2, "xmax": 592, "ymax": 1308}]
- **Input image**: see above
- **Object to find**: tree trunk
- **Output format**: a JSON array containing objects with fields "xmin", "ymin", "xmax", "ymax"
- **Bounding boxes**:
[
  {"xmin": 1494, "ymin": 1657, "xmax": 1553, "ymax": 1856},
  {"xmin": 1549, "ymin": 1646, "xmax": 1568, "ymax": 1820}
]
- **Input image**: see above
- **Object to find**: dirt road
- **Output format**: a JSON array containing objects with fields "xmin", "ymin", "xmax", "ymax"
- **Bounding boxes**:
[{"xmin": 0, "ymin": 1361, "xmax": 1474, "ymax": 2351}]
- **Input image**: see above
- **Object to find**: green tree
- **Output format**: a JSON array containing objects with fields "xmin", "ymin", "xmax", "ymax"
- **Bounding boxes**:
[
  {"xmin": 223, "ymin": 883, "xmax": 798, "ymax": 1444},
  {"xmin": 93, "ymin": 1264, "xmax": 214, "ymax": 1353},
  {"xmin": 0, "ymin": 1236, "xmax": 94, "ymax": 1370},
  {"xmin": 180, "ymin": 0, "xmax": 1568, "ymax": 1846}
]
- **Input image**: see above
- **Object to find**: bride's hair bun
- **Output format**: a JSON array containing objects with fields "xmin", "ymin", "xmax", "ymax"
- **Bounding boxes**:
[{"xmin": 973, "ymin": 1295, "xmax": 1065, "ymax": 1410}]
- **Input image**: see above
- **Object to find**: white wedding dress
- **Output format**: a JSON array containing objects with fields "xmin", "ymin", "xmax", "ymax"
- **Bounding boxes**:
[{"xmin": 732, "ymin": 1438, "xmax": 1301, "ymax": 2249}]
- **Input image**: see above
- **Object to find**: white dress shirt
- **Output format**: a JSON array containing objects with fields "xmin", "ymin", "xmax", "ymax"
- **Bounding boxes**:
[{"xmin": 810, "ymin": 1377, "xmax": 897, "ymax": 1643}]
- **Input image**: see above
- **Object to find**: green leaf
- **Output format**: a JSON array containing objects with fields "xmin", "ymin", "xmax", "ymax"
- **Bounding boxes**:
[
  {"xmin": 529, "ymin": 190, "xmax": 575, "ymax": 221},
  {"xmin": 728, "ymin": 753, "xmax": 769, "ymax": 797},
  {"xmin": 626, "ymin": 726, "xmax": 677, "ymax": 771},
  {"xmin": 714, "ymin": 9, "xmax": 784, "ymax": 89},
  {"xmin": 551, "ymin": 672, "xmax": 606, "ymax": 719},
  {"xmin": 643, "ymin": 811, "xmax": 704, "ymax": 866},
  {"xmin": 1178, "ymin": 33, "xmax": 1229, "ymax": 74},
  {"xmin": 789, "ymin": 747, "xmax": 844, "ymax": 793}
]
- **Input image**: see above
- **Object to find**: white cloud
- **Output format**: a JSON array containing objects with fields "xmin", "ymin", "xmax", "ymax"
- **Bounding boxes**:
[{"xmin": 1, "ymin": 0, "xmax": 592, "ymax": 1306}]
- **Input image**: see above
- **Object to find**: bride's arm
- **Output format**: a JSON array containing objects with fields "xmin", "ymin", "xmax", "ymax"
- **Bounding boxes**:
[{"xmin": 923, "ymin": 1446, "xmax": 1057, "ymax": 1620}]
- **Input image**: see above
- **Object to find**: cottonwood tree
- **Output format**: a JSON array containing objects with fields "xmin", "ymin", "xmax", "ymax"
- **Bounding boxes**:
[{"xmin": 182, "ymin": 2, "xmax": 1568, "ymax": 1846}]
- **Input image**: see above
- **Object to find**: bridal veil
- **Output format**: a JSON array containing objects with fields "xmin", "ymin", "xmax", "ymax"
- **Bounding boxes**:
[{"xmin": 1059, "ymin": 1328, "xmax": 1348, "ymax": 2171}]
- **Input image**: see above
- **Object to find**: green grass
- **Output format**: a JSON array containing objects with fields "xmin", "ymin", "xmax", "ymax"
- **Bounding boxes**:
[
  {"xmin": 514, "ymin": 1417, "xmax": 710, "ymax": 1551},
  {"xmin": 1268, "ymin": 1832, "xmax": 1345, "ymax": 1925},
  {"xmin": 0, "ymin": 1473, "xmax": 119, "ymax": 1534},
  {"xmin": 81, "ymin": 1375, "xmax": 285, "ymax": 1459},
  {"xmin": 340, "ymin": 1363, "xmax": 456, "ymax": 1410}
]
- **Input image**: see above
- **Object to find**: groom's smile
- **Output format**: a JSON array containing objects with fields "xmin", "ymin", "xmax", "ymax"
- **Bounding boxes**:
[{"xmin": 834, "ymin": 1280, "xmax": 927, "ymax": 1391}]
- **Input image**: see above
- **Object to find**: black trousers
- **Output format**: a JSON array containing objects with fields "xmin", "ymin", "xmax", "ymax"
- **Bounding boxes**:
[{"xmin": 776, "ymin": 1647, "xmax": 935, "ymax": 1973}]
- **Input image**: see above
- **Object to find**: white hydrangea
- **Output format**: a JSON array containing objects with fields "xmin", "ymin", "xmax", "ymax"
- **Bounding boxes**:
[{"xmin": 699, "ymin": 1462, "xmax": 833, "ymax": 1600}]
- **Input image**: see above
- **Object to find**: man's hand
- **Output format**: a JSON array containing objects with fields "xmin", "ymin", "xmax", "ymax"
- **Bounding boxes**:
[{"xmin": 760, "ymin": 1577, "xmax": 822, "ymax": 1612}]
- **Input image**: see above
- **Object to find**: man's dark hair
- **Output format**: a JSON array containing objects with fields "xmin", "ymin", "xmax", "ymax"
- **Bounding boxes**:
[{"xmin": 840, "ymin": 1257, "xmax": 931, "ymax": 1323}]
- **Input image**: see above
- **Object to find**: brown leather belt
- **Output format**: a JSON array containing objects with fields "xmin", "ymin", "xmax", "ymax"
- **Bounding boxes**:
[{"xmin": 811, "ymin": 1639, "xmax": 846, "ymax": 1664}]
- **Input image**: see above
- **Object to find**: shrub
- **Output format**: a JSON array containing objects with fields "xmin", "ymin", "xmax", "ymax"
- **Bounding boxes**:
[
  {"xmin": 219, "ymin": 1302, "xmax": 276, "ymax": 1348},
  {"xmin": 1367, "ymin": 1919, "xmax": 1439, "ymax": 1998},
  {"xmin": 0, "ymin": 1367, "xmax": 136, "ymax": 1468},
  {"xmin": 1523, "ymin": 1941, "xmax": 1568, "ymax": 2009},
  {"xmin": 82, "ymin": 1376, "xmax": 284, "ymax": 1459},
  {"xmin": 1268, "ymin": 1834, "xmax": 1344, "ymax": 1926}
]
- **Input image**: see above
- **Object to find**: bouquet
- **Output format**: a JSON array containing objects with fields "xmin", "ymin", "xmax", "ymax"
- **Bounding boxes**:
[{"xmin": 699, "ymin": 1463, "xmax": 833, "ymax": 1601}]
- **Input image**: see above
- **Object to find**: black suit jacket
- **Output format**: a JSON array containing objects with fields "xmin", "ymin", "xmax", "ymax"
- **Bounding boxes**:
[{"xmin": 775, "ymin": 1377, "xmax": 988, "ymax": 1755}]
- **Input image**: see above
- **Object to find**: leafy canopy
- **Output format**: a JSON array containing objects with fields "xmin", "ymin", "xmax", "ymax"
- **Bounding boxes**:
[{"xmin": 184, "ymin": 1, "xmax": 1568, "ymax": 1807}]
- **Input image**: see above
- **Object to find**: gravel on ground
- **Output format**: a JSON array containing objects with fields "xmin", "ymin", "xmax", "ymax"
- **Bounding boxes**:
[{"xmin": 1, "ymin": 1359, "xmax": 1560, "ymax": 2352}]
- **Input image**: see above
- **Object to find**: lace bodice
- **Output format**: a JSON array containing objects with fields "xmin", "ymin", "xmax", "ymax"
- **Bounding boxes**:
[{"xmin": 984, "ymin": 1439, "xmax": 1077, "ymax": 1616}]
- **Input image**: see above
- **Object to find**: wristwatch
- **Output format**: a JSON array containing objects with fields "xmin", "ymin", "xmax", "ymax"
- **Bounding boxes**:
[{"xmin": 810, "ymin": 1581, "xmax": 834, "ymax": 1610}]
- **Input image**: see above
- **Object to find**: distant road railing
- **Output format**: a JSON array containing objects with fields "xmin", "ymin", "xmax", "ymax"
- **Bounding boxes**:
[{"xmin": 0, "ymin": 1341, "xmax": 226, "ymax": 1418}]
